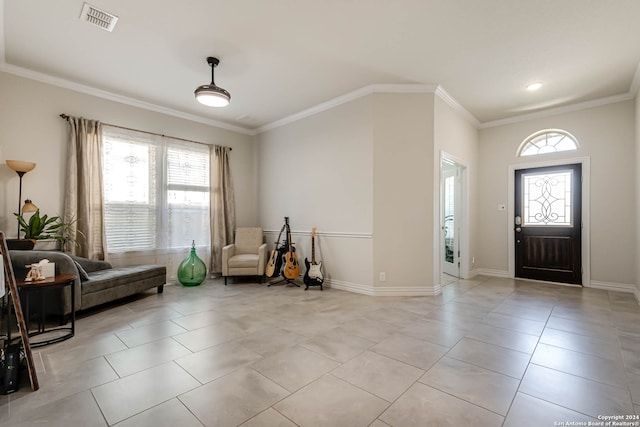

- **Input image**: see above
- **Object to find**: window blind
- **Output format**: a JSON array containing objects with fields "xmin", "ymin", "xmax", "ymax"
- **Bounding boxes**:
[{"xmin": 102, "ymin": 126, "xmax": 210, "ymax": 253}]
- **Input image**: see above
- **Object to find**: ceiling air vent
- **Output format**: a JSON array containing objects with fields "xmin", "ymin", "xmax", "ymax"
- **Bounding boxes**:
[{"xmin": 79, "ymin": 3, "xmax": 118, "ymax": 32}]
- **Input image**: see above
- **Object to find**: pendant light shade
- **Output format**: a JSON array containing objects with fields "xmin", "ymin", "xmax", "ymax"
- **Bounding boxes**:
[{"xmin": 195, "ymin": 57, "xmax": 230, "ymax": 107}]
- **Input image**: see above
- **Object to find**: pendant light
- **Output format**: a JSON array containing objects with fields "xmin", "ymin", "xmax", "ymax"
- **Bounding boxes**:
[{"xmin": 194, "ymin": 57, "xmax": 231, "ymax": 107}]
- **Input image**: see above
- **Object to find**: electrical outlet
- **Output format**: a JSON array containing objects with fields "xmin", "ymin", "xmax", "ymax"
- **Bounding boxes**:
[
  {"xmin": 472, "ymin": 257, "xmax": 475, "ymax": 264},
  {"xmin": 379, "ymin": 272, "xmax": 386, "ymax": 282}
]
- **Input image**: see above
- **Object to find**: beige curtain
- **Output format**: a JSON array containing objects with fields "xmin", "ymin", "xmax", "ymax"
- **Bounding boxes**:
[
  {"xmin": 209, "ymin": 145, "xmax": 235, "ymax": 273},
  {"xmin": 63, "ymin": 116, "xmax": 105, "ymax": 260}
]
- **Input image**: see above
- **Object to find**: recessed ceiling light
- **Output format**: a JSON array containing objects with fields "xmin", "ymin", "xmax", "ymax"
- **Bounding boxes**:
[{"xmin": 526, "ymin": 82, "xmax": 543, "ymax": 91}]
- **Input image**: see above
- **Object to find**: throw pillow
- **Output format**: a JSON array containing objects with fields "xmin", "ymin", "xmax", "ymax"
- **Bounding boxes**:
[{"xmin": 73, "ymin": 260, "xmax": 90, "ymax": 281}]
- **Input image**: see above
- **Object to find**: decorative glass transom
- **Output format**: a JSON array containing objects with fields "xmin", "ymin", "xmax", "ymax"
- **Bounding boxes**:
[
  {"xmin": 519, "ymin": 130, "xmax": 578, "ymax": 156},
  {"xmin": 522, "ymin": 171, "xmax": 572, "ymax": 226}
]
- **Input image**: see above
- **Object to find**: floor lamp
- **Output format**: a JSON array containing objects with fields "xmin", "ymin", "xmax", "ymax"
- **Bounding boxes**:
[{"xmin": 5, "ymin": 160, "xmax": 36, "ymax": 238}]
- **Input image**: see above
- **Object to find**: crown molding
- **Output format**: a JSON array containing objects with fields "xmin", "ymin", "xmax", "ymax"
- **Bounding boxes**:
[
  {"xmin": 0, "ymin": 62, "xmax": 256, "ymax": 136},
  {"xmin": 479, "ymin": 92, "xmax": 636, "ymax": 129},
  {"xmin": 256, "ymin": 83, "xmax": 442, "ymax": 133},
  {"xmin": 434, "ymin": 85, "xmax": 481, "ymax": 127}
]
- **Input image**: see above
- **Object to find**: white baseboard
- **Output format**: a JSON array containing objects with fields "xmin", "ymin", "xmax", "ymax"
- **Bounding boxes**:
[
  {"xmin": 474, "ymin": 268, "xmax": 510, "ymax": 278},
  {"xmin": 589, "ymin": 280, "xmax": 636, "ymax": 293},
  {"xmin": 325, "ymin": 274, "xmax": 640, "ymax": 301},
  {"xmin": 326, "ymin": 279, "xmax": 440, "ymax": 296},
  {"xmin": 589, "ymin": 280, "xmax": 640, "ymax": 307},
  {"xmin": 324, "ymin": 279, "xmax": 373, "ymax": 295},
  {"xmin": 466, "ymin": 269, "xmax": 482, "ymax": 279}
]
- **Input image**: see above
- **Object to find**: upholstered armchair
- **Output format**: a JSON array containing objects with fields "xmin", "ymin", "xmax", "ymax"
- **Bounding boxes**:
[{"xmin": 221, "ymin": 227, "xmax": 267, "ymax": 285}]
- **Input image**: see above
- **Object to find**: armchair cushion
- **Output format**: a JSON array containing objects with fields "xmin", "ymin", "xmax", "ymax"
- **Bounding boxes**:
[
  {"xmin": 228, "ymin": 254, "xmax": 261, "ymax": 269},
  {"xmin": 233, "ymin": 227, "xmax": 265, "ymax": 254},
  {"xmin": 222, "ymin": 227, "xmax": 267, "ymax": 282}
]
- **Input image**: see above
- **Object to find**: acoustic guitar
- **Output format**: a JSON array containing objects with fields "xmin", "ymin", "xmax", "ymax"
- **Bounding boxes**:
[
  {"xmin": 303, "ymin": 227, "xmax": 324, "ymax": 290},
  {"xmin": 283, "ymin": 217, "xmax": 300, "ymax": 279},
  {"xmin": 265, "ymin": 224, "xmax": 286, "ymax": 278}
]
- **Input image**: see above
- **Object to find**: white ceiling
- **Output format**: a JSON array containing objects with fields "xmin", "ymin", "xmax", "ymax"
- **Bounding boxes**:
[{"xmin": 3, "ymin": 0, "xmax": 640, "ymax": 133}]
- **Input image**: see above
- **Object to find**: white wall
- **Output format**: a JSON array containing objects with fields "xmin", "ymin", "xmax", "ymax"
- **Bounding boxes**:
[
  {"xmin": 434, "ymin": 96, "xmax": 480, "ymax": 281},
  {"xmin": 0, "ymin": 71, "xmax": 257, "ymax": 252},
  {"xmin": 478, "ymin": 100, "xmax": 636, "ymax": 288}
]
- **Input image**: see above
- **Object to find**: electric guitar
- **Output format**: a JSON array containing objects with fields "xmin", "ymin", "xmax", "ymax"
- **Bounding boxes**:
[
  {"xmin": 265, "ymin": 224, "xmax": 286, "ymax": 278},
  {"xmin": 303, "ymin": 227, "xmax": 324, "ymax": 289},
  {"xmin": 283, "ymin": 217, "xmax": 300, "ymax": 279}
]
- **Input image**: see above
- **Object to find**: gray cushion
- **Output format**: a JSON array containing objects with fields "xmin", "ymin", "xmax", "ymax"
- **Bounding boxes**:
[
  {"xmin": 70, "ymin": 255, "xmax": 112, "ymax": 273},
  {"xmin": 73, "ymin": 260, "xmax": 90, "ymax": 281},
  {"xmin": 82, "ymin": 265, "xmax": 166, "ymax": 295}
]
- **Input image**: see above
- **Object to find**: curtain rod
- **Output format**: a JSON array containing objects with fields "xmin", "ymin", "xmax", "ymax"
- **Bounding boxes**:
[{"xmin": 59, "ymin": 114, "xmax": 231, "ymax": 151}]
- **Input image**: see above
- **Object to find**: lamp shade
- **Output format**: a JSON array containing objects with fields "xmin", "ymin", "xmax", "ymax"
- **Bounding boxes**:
[
  {"xmin": 195, "ymin": 85, "xmax": 231, "ymax": 107},
  {"xmin": 21, "ymin": 199, "xmax": 38, "ymax": 213},
  {"xmin": 6, "ymin": 160, "xmax": 36, "ymax": 173}
]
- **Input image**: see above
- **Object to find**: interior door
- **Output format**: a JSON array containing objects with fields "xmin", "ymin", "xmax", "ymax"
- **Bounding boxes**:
[
  {"xmin": 442, "ymin": 162, "xmax": 460, "ymax": 277},
  {"xmin": 514, "ymin": 163, "xmax": 582, "ymax": 284}
]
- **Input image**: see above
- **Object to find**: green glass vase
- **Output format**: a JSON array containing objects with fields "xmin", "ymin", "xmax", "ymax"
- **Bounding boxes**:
[{"xmin": 177, "ymin": 241, "xmax": 207, "ymax": 286}]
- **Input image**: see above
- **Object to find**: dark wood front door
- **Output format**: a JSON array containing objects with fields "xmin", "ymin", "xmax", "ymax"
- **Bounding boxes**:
[{"xmin": 515, "ymin": 164, "xmax": 582, "ymax": 285}]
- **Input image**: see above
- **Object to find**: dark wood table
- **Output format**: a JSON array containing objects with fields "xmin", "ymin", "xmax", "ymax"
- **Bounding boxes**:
[{"xmin": 16, "ymin": 274, "xmax": 76, "ymax": 347}]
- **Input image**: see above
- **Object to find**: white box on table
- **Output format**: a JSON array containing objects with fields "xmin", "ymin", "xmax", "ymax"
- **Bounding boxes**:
[{"xmin": 40, "ymin": 261, "xmax": 55, "ymax": 278}]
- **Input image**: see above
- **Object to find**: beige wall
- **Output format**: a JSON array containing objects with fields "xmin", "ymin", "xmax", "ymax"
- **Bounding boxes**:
[
  {"xmin": 372, "ymin": 93, "xmax": 436, "ymax": 292},
  {"xmin": 434, "ymin": 96, "xmax": 480, "ymax": 281},
  {"xmin": 0, "ymin": 71, "xmax": 257, "ymax": 242},
  {"xmin": 257, "ymin": 96, "xmax": 375, "ymax": 288},
  {"xmin": 478, "ymin": 100, "xmax": 636, "ymax": 287},
  {"xmin": 258, "ymin": 91, "xmax": 446, "ymax": 295}
]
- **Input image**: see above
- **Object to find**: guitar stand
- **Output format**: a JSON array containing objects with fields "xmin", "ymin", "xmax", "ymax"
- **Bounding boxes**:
[
  {"xmin": 267, "ymin": 276, "xmax": 300, "ymax": 287},
  {"xmin": 304, "ymin": 282, "xmax": 323, "ymax": 291}
]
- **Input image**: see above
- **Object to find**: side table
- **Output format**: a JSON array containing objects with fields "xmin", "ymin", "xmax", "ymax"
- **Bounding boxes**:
[{"xmin": 16, "ymin": 274, "xmax": 76, "ymax": 348}]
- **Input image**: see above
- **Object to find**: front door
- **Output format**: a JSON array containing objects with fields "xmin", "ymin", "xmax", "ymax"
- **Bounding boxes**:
[{"xmin": 514, "ymin": 164, "xmax": 582, "ymax": 285}]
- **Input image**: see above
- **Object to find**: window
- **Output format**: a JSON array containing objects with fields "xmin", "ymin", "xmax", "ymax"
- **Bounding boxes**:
[
  {"xmin": 518, "ymin": 130, "xmax": 579, "ymax": 157},
  {"xmin": 522, "ymin": 170, "xmax": 573, "ymax": 226},
  {"xmin": 102, "ymin": 126, "xmax": 210, "ymax": 253}
]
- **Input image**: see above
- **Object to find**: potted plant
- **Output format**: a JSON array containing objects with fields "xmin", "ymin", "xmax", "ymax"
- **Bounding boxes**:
[
  {"xmin": 9, "ymin": 211, "xmax": 86, "ymax": 252},
  {"xmin": 10, "ymin": 210, "xmax": 62, "ymax": 250}
]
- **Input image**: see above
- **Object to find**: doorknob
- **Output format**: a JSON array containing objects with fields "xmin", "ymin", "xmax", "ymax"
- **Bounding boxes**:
[{"xmin": 515, "ymin": 227, "xmax": 522, "ymax": 232}]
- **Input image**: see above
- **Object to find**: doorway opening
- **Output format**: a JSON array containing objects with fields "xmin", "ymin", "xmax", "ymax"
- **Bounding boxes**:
[{"xmin": 440, "ymin": 155, "xmax": 466, "ymax": 285}]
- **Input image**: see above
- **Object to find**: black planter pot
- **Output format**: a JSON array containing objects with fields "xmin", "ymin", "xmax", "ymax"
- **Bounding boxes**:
[{"xmin": 5, "ymin": 239, "xmax": 35, "ymax": 250}]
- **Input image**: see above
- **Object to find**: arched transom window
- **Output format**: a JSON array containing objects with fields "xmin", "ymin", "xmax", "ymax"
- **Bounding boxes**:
[{"xmin": 518, "ymin": 130, "xmax": 579, "ymax": 157}]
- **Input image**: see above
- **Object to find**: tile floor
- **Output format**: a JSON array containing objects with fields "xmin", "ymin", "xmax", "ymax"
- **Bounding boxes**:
[{"xmin": 1, "ymin": 275, "xmax": 640, "ymax": 426}]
